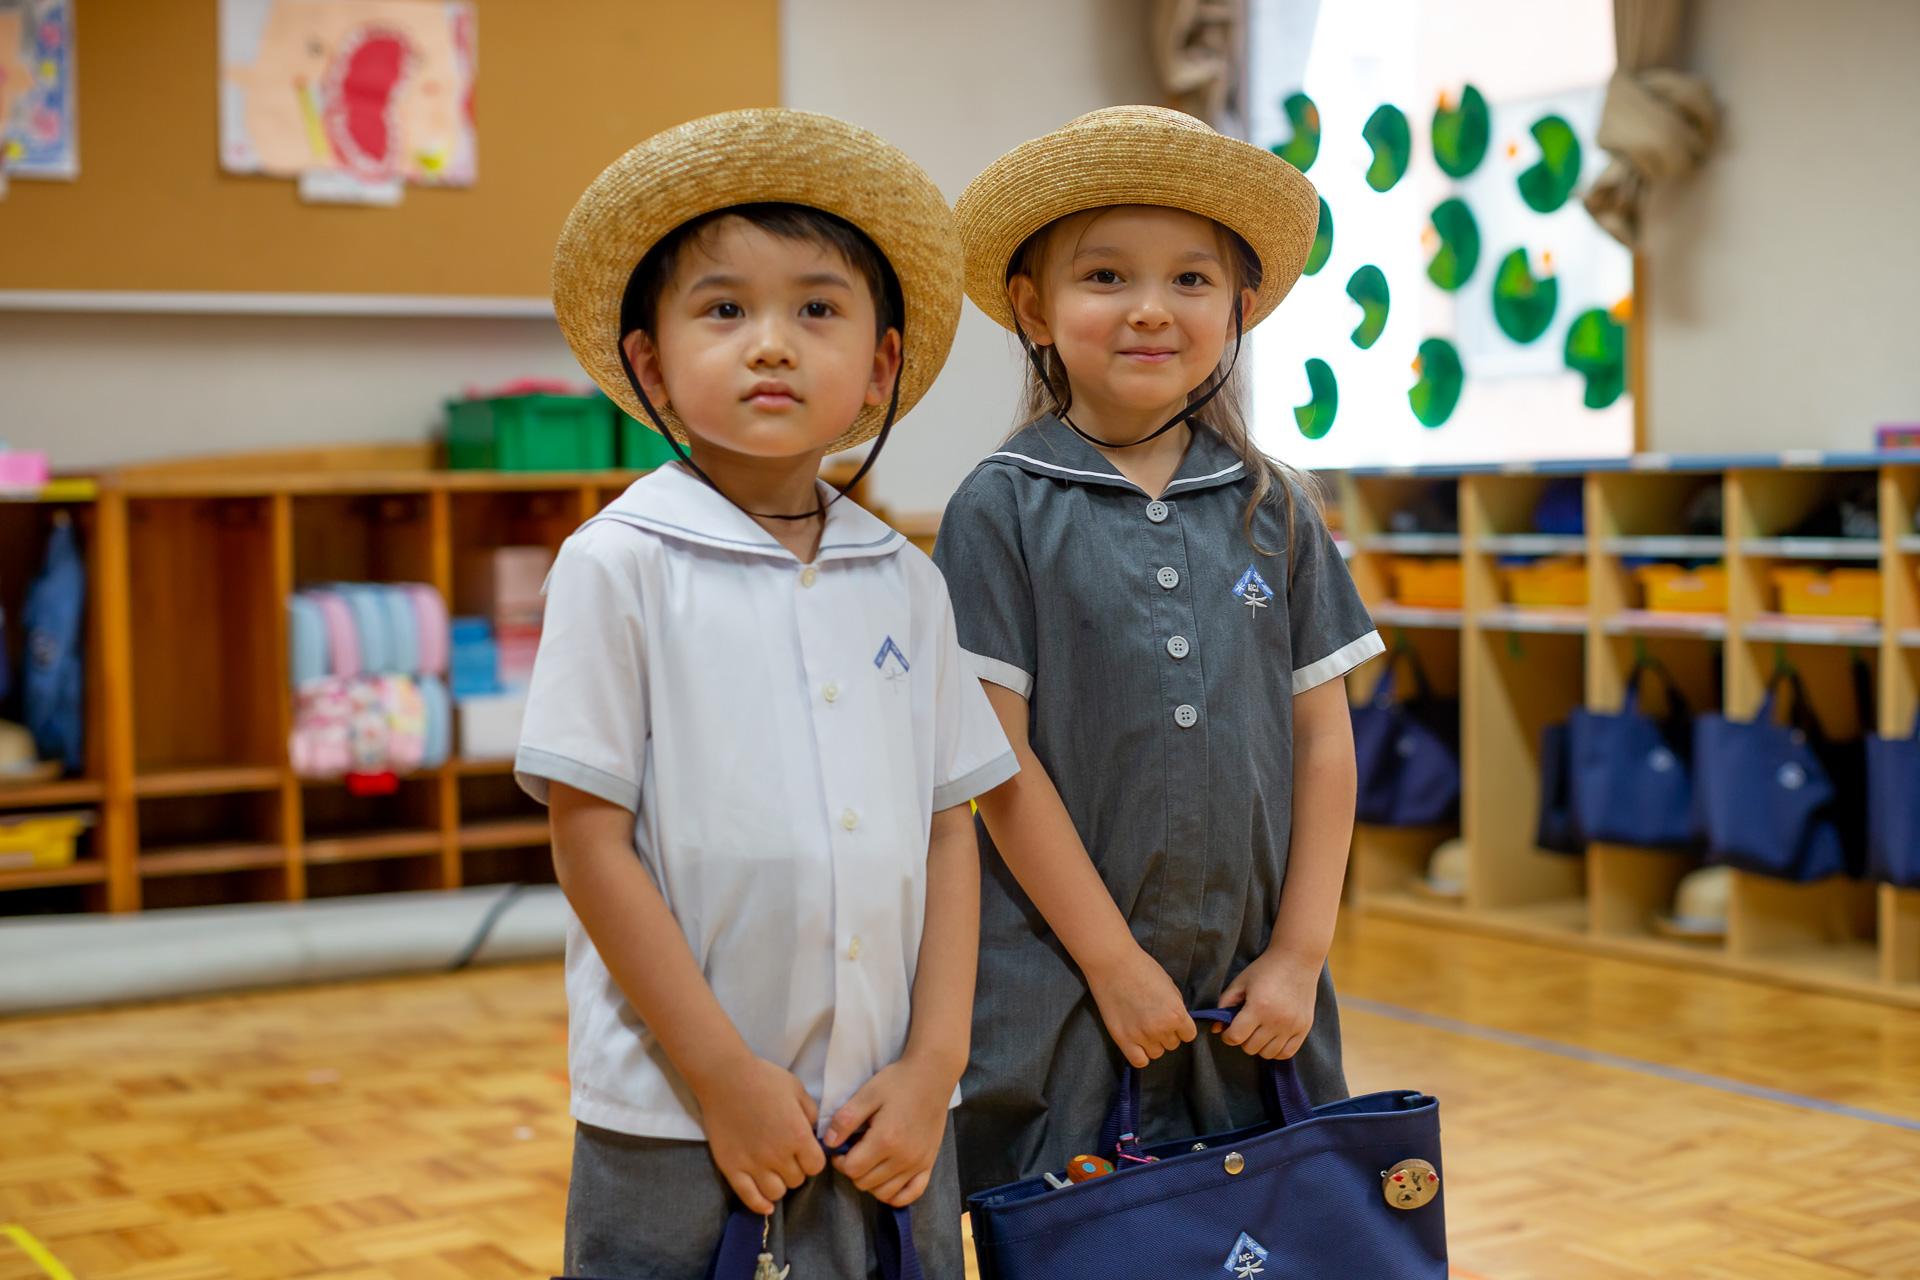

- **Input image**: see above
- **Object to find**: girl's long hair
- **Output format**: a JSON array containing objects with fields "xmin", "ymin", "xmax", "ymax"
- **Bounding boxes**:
[{"xmin": 1007, "ymin": 211, "xmax": 1318, "ymax": 557}]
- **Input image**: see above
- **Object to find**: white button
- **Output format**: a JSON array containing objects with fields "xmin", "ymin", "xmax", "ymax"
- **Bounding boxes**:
[
  {"xmin": 1167, "ymin": 635, "xmax": 1190, "ymax": 660},
  {"xmin": 799, "ymin": 567, "xmax": 819, "ymax": 588},
  {"xmin": 823, "ymin": 682, "xmax": 840, "ymax": 703},
  {"xmin": 1146, "ymin": 501, "xmax": 1170, "ymax": 524},
  {"xmin": 841, "ymin": 808, "xmax": 860, "ymax": 831},
  {"xmin": 1174, "ymin": 704, "xmax": 1199, "ymax": 728},
  {"xmin": 847, "ymin": 936, "xmax": 862, "ymax": 961},
  {"xmin": 1157, "ymin": 567, "xmax": 1180, "ymax": 590}
]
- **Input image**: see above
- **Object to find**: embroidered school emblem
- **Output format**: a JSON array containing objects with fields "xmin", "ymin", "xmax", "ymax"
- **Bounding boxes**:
[
  {"xmin": 1233, "ymin": 565, "xmax": 1273, "ymax": 613},
  {"xmin": 1223, "ymin": 1231, "xmax": 1270, "ymax": 1277},
  {"xmin": 873, "ymin": 635, "xmax": 911, "ymax": 679}
]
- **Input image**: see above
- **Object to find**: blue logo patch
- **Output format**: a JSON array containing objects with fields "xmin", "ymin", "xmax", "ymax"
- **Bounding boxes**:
[
  {"xmin": 874, "ymin": 636, "xmax": 911, "ymax": 677},
  {"xmin": 1224, "ymin": 1231, "xmax": 1269, "ymax": 1276},
  {"xmin": 1233, "ymin": 565, "xmax": 1273, "ymax": 612}
]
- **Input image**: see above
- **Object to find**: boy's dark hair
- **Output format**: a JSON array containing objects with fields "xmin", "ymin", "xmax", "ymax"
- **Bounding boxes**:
[{"xmin": 619, "ymin": 202, "xmax": 903, "ymax": 341}]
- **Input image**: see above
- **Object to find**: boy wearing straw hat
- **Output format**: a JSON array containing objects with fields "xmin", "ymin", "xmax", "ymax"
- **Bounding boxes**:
[{"xmin": 518, "ymin": 109, "xmax": 1017, "ymax": 1277}]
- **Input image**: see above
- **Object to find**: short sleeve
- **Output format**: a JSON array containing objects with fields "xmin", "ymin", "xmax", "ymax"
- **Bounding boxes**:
[
  {"xmin": 932, "ymin": 467, "xmax": 1037, "ymax": 698},
  {"xmin": 1286, "ymin": 486, "xmax": 1385, "ymax": 694},
  {"xmin": 514, "ymin": 529, "xmax": 648, "ymax": 811},
  {"xmin": 926, "ymin": 577, "xmax": 1020, "ymax": 811}
]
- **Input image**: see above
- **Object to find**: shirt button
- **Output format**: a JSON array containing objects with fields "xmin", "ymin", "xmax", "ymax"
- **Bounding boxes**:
[
  {"xmin": 799, "ymin": 566, "xmax": 819, "ymax": 588},
  {"xmin": 823, "ymin": 682, "xmax": 840, "ymax": 703},
  {"xmin": 841, "ymin": 808, "xmax": 860, "ymax": 831},
  {"xmin": 1146, "ymin": 500, "xmax": 1170, "ymax": 524},
  {"xmin": 848, "ymin": 936, "xmax": 862, "ymax": 961},
  {"xmin": 1167, "ymin": 635, "xmax": 1190, "ymax": 660},
  {"xmin": 1157, "ymin": 567, "xmax": 1180, "ymax": 590},
  {"xmin": 1174, "ymin": 703, "xmax": 1199, "ymax": 729}
]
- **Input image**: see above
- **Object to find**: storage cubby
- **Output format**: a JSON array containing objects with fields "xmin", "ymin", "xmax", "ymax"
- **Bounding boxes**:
[
  {"xmin": 456, "ymin": 772, "xmax": 548, "ymax": 857},
  {"xmin": 301, "ymin": 776, "xmax": 445, "ymax": 869},
  {"xmin": 305, "ymin": 856, "xmax": 441, "ymax": 900},
  {"xmin": 137, "ymin": 790, "xmax": 287, "ymax": 885},
  {"xmin": 293, "ymin": 491, "xmax": 436, "ymax": 587},
  {"xmin": 127, "ymin": 497, "xmax": 284, "ymax": 776},
  {"xmin": 448, "ymin": 487, "xmax": 591, "ymax": 617},
  {"xmin": 0, "ymin": 800, "xmax": 106, "ymax": 913},
  {"xmin": 1341, "ymin": 475, "xmax": 1465, "ymax": 629},
  {"xmin": 1347, "ymin": 627, "xmax": 1461, "ymax": 911},
  {"xmin": 139, "ymin": 867, "xmax": 285, "ymax": 913},
  {"xmin": 464, "ymin": 845, "xmax": 558, "ymax": 889}
]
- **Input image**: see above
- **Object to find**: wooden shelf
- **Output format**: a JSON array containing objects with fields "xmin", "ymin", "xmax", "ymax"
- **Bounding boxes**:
[
  {"xmin": 1743, "ymin": 614, "xmax": 1882, "ymax": 646},
  {"xmin": 1373, "ymin": 603, "xmax": 1463, "ymax": 630},
  {"xmin": 1897, "ymin": 534, "xmax": 1920, "ymax": 555},
  {"xmin": 459, "ymin": 818, "xmax": 550, "ymax": 851},
  {"xmin": 1603, "ymin": 610, "xmax": 1728, "ymax": 639},
  {"xmin": 0, "ymin": 777, "xmax": 105, "ymax": 810},
  {"xmin": 134, "ymin": 765, "xmax": 284, "ymax": 797},
  {"xmin": 1601, "ymin": 535, "xmax": 1726, "ymax": 559},
  {"xmin": 140, "ymin": 843, "xmax": 286, "ymax": 878},
  {"xmin": 0, "ymin": 860, "xmax": 107, "ymax": 891},
  {"xmin": 452, "ymin": 757, "xmax": 517, "ymax": 776},
  {"xmin": 1359, "ymin": 532, "xmax": 1462, "ymax": 555},
  {"xmin": 302, "ymin": 831, "xmax": 443, "ymax": 865},
  {"xmin": 1481, "ymin": 533, "xmax": 1586, "ymax": 556},
  {"xmin": 1741, "ymin": 537, "xmax": 1880, "ymax": 561},
  {"xmin": 1477, "ymin": 606, "xmax": 1588, "ymax": 635}
]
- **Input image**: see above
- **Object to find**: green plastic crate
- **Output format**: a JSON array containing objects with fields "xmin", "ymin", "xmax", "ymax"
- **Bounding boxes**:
[
  {"xmin": 619, "ymin": 412, "xmax": 683, "ymax": 471},
  {"xmin": 446, "ymin": 394, "xmax": 616, "ymax": 471}
]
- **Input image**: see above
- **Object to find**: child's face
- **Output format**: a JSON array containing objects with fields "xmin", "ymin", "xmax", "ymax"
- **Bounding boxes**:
[
  {"xmin": 622, "ymin": 216, "xmax": 901, "ymax": 461},
  {"xmin": 1010, "ymin": 206, "xmax": 1255, "ymax": 420}
]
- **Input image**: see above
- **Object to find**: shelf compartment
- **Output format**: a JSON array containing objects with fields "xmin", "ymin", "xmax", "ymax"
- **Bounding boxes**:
[
  {"xmin": 1742, "ymin": 537, "xmax": 1881, "ymax": 562},
  {"xmin": 302, "ymin": 830, "xmax": 442, "ymax": 864},
  {"xmin": 1603, "ymin": 610, "xmax": 1728, "ymax": 639},
  {"xmin": 1477, "ymin": 607, "xmax": 1588, "ymax": 635},
  {"xmin": 139, "ymin": 843, "xmax": 287, "ymax": 878},
  {"xmin": 1358, "ymin": 532, "xmax": 1463, "ymax": 555},
  {"xmin": 1743, "ymin": 615, "xmax": 1882, "ymax": 647},
  {"xmin": 0, "ymin": 778, "xmax": 105, "ymax": 811},
  {"xmin": 1601, "ymin": 535, "xmax": 1726, "ymax": 559},
  {"xmin": 1481, "ymin": 534, "xmax": 1587, "ymax": 556},
  {"xmin": 133, "ymin": 766, "xmax": 284, "ymax": 798},
  {"xmin": 459, "ymin": 818, "xmax": 550, "ymax": 851}
]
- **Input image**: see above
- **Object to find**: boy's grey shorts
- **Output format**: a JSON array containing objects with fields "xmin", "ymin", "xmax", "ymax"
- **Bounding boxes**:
[{"xmin": 563, "ymin": 1118, "xmax": 965, "ymax": 1278}]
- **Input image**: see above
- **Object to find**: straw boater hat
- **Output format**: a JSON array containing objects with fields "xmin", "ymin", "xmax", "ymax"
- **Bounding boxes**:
[
  {"xmin": 955, "ymin": 105, "xmax": 1319, "ymax": 333},
  {"xmin": 552, "ymin": 109, "xmax": 964, "ymax": 453}
]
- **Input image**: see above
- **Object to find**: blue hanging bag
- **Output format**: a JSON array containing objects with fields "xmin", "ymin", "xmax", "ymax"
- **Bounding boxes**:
[
  {"xmin": 1351, "ymin": 645, "xmax": 1460, "ymax": 827},
  {"xmin": 1866, "ymin": 709, "xmax": 1920, "ymax": 888},
  {"xmin": 1567, "ymin": 658, "xmax": 1700, "ymax": 849},
  {"xmin": 22, "ymin": 516, "xmax": 86, "ymax": 773}
]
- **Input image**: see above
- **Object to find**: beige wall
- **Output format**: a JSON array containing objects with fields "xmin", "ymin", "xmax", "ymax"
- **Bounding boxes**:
[{"xmin": 1642, "ymin": 0, "xmax": 1920, "ymax": 456}]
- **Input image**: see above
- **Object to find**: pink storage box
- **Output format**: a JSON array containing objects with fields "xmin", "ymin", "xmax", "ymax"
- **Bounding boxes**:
[
  {"xmin": 459, "ymin": 546, "xmax": 554, "ymax": 620},
  {"xmin": 0, "ymin": 451, "xmax": 50, "ymax": 491}
]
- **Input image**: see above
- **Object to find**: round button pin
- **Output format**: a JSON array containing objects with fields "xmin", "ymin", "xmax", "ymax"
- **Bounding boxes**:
[
  {"xmin": 799, "ymin": 567, "xmax": 819, "ymax": 588},
  {"xmin": 1382, "ymin": 1158, "xmax": 1441, "ymax": 1210},
  {"xmin": 1174, "ymin": 703, "xmax": 1199, "ymax": 728},
  {"xmin": 1167, "ymin": 635, "xmax": 1190, "ymax": 660},
  {"xmin": 1146, "ymin": 500, "xmax": 1170, "ymax": 524},
  {"xmin": 1157, "ymin": 566, "xmax": 1180, "ymax": 590}
]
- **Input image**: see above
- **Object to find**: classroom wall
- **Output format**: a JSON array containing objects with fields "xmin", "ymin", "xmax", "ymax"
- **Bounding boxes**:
[{"xmin": 1641, "ymin": 0, "xmax": 1920, "ymax": 456}]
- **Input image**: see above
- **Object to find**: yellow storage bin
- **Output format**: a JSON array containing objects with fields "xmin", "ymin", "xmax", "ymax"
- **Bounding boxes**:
[
  {"xmin": 0, "ymin": 811, "xmax": 92, "ymax": 871},
  {"xmin": 1389, "ymin": 557, "xmax": 1463, "ymax": 609},
  {"xmin": 1500, "ymin": 557, "xmax": 1588, "ymax": 607},
  {"xmin": 1636, "ymin": 564, "xmax": 1727, "ymax": 613},
  {"xmin": 1771, "ymin": 567, "xmax": 1881, "ymax": 618}
]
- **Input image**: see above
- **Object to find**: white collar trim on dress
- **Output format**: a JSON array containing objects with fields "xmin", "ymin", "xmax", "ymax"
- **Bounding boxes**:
[{"xmin": 591, "ymin": 463, "xmax": 904, "ymax": 564}]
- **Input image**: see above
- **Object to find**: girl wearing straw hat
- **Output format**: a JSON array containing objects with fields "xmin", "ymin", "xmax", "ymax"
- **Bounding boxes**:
[
  {"xmin": 521, "ymin": 109, "xmax": 1018, "ymax": 1277},
  {"xmin": 933, "ymin": 106, "xmax": 1385, "ymax": 1199}
]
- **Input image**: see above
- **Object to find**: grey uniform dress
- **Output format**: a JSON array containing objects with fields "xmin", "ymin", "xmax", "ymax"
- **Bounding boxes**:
[{"xmin": 933, "ymin": 416, "xmax": 1385, "ymax": 1197}]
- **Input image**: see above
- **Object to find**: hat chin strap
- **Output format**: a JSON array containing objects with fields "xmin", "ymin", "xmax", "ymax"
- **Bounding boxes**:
[
  {"xmin": 616, "ymin": 346, "xmax": 903, "ymax": 523},
  {"xmin": 1016, "ymin": 298, "xmax": 1244, "ymax": 450}
]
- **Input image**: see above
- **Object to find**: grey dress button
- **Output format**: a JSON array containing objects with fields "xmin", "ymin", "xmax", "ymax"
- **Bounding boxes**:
[
  {"xmin": 1174, "ymin": 703, "xmax": 1199, "ymax": 728},
  {"xmin": 1146, "ymin": 500, "xmax": 1170, "ymax": 524},
  {"xmin": 1157, "ymin": 566, "xmax": 1180, "ymax": 590},
  {"xmin": 1167, "ymin": 635, "xmax": 1190, "ymax": 660}
]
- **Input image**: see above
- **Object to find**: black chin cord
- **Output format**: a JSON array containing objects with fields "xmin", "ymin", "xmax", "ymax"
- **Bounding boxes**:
[
  {"xmin": 617, "ymin": 346, "xmax": 902, "ymax": 523},
  {"xmin": 1016, "ymin": 298, "xmax": 1244, "ymax": 450}
]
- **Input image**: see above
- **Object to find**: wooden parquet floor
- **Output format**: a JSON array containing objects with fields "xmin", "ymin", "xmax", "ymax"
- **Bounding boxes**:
[{"xmin": 2, "ymin": 912, "xmax": 1917, "ymax": 1279}]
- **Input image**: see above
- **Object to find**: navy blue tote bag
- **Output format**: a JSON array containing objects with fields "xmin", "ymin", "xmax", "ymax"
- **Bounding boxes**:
[
  {"xmin": 22, "ymin": 516, "xmax": 86, "ymax": 773},
  {"xmin": 1567, "ymin": 658, "xmax": 1699, "ymax": 850},
  {"xmin": 1695, "ymin": 668, "xmax": 1866, "ymax": 882},
  {"xmin": 968, "ymin": 1010, "xmax": 1446, "ymax": 1280},
  {"xmin": 1351, "ymin": 647, "xmax": 1460, "ymax": 827},
  {"xmin": 1867, "ymin": 711, "xmax": 1920, "ymax": 888}
]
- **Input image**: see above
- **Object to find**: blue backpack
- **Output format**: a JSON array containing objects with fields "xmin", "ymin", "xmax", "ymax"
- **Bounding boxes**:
[{"xmin": 23, "ymin": 518, "xmax": 86, "ymax": 773}]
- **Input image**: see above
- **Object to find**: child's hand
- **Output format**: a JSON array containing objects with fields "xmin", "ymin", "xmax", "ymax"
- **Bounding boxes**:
[
  {"xmin": 695, "ymin": 1055, "xmax": 828, "ymax": 1216},
  {"xmin": 1086, "ymin": 943, "xmax": 1197, "ymax": 1070},
  {"xmin": 1213, "ymin": 949, "xmax": 1319, "ymax": 1059},
  {"xmin": 824, "ymin": 1053, "xmax": 958, "ymax": 1208}
]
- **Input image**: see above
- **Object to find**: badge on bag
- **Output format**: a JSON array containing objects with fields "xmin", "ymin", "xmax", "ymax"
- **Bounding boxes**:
[
  {"xmin": 1381, "ymin": 1158, "xmax": 1441, "ymax": 1209},
  {"xmin": 1223, "ymin": 1231, "xmax": 1269, "ymax": 1276}
]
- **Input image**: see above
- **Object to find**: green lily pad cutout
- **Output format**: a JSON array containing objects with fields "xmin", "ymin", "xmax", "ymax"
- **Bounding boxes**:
[
  {"xmin": 1409, "ymin": 339, "xmax": 1464, "ymax": 428},
  {"xmin": 1492, "ymin": 248, "xmax": 1558, "ymax": 344},
  {"xmin": 1565, "ymin": 306, "xmax": 1628, "ymax": 409},
  {"xmin": 1271, "ymin": 91, "xmax": 1321, "ymax": 172},
  {"xmin": 1431, "ymin": 85, "xmax": 1490, "ymax": 178},
  {"xmin": 1346, "ymin": 266, "xmax": 1389, "ymax": 349},
  {"xmin": 1517, "ymin": 114, "xmax": 1583, "ymax": 213},
  {"xmin": 1363, "ymin": 104, "xmax": 1411, "ymax": 192},
  {"xmin": 1304, "ymin": 197, "xmax": 1333, "ymax": 276},
  {"xmin": 1425, "ymin": 198, "xmax": 1480, "ymax": 291},
  {"xmin": 1295, "ymin": 358, "xmax": 1338, "ymax": 439}
]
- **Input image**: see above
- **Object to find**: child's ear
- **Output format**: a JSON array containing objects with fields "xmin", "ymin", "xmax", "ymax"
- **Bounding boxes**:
[
  {"xmin": 1008, "ymin": 275, "xmax": 1053, "ymax": 346},
  {"xmin": 1239, "ymin": 285, "xmax": 1257, "ymax": 326},
  {"xmin": 621, "ymin": 330, "xmax": 670, "ymax": 408},
  {"xmin": 866, "ymin": 327, "xmax": 904, "ymax": 408}
]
